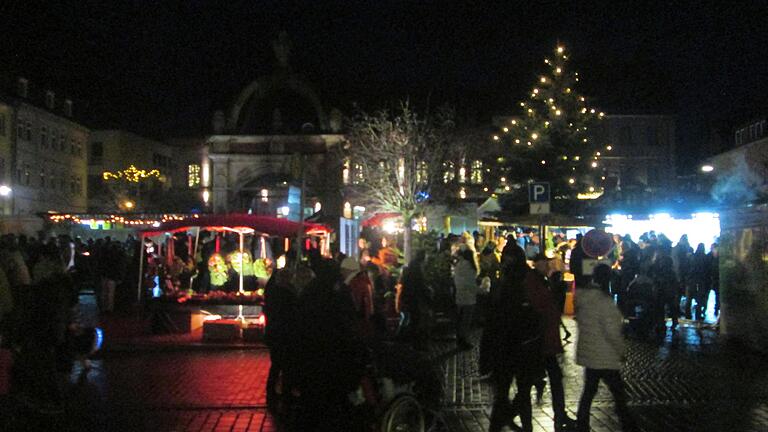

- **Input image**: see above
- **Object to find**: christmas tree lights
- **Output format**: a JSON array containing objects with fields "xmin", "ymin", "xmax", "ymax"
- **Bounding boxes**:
[{"xmin": 497, "ymin": 44, "xmax": 610, "ymax": 199}]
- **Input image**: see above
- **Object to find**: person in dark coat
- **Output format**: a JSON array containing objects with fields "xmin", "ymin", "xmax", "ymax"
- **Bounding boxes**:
[
  {"xmin": 651, "ymin": 255, "xmax": 680, "ymax": 332},
  {"xmin": 529, "ymin": 255, "xmax": 577, "ymax": 431},
  {"xmin": 397, "ymin": 250, "xmax": 430, "ymax": 350},
  {"xmin": 707, "ymin": 243, "xmax": 720, "ymax": 318},
  {"xmin": 290, "ymin": 259, "xmax": 366, "ymax": 431},
  {"xmin": 689, "ymin": 243, "xmax": 710, "ymax": 321},
  {"xmin": 263, "ymin": 266, "xmax": 301, "ymax": 415},
  {"xmin": 483, "ymin": 243, "xmax": 545, "ymax": 432}
]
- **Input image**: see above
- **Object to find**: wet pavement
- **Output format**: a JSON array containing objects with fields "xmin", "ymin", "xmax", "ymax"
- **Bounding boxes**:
[{"xmin": 3, "ymin": 296, "xmax": 768, "ymax": 431}]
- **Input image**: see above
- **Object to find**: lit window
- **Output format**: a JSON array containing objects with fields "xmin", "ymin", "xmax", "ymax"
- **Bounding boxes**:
[
  {"xmin": 353, "ymin": 163, "xmax": 364, "ymax": 184},
  {"xmin": 187, "ymin": 164, "xmax": 201, "ymax": 188},
  {"xmin": 261, "ymin": 189, "xmax": 268, "ymax": 202},
  {"xmin": 470, "ymin": 160, "xmax": 483, "ymax": 184},
  {"xmin": 416, "ymin": 161, "xmax": 428, "ymax": 184},
  {"xmin": 342, "ymin": 159, "xmax": 350, "ymax": 184},
  {"xmin": 443, "ymin": 161, "xmax": 455, "ymax": 183},
  {"xmin": 459, "ymin": 166, "xmax": 467, "ymax": 184}
]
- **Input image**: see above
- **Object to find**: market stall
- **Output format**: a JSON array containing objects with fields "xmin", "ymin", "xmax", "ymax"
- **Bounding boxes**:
[{"xmin": 139, "ymin": 214, "xmax": 331, "ymax": 338}]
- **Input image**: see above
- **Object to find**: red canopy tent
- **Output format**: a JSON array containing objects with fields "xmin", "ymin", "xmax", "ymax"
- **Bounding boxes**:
[
  {"xmin": 138, "ymin": 214, "xmax": 331, "ymax": 301},
  {"xmin": 361, "ymin": 212, "xmax": 401, "ymax": 228},
  {"xmin": 141, "ymin": 214, "xmax": 331, "ymax": 237}
]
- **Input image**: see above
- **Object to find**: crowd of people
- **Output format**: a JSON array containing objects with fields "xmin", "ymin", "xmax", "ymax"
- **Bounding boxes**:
[
  {"xmin": 0, "ymin": 224, "xmax": 720, "ymax": 430},
  {"xmin": 0, "ymin": 233, "xmax": 130, "ymax": 414}
]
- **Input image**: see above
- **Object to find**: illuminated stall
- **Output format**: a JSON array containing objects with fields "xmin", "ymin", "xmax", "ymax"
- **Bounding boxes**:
[
  {"xmin": 604, "ymin": 212, "xmax": 720, "ymax": 250},
  {"xmin": 139, "ymin": 214, "xmax": 331, "ymax": 338}
]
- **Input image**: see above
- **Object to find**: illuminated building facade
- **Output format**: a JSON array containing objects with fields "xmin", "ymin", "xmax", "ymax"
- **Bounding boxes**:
[
  {"xmin": 205, "ymin": 33, "xmax": 344, "ymax": 222},
  {"xmin": 1, "ymin": 78, "xmax": 89, "ymax": 217}
]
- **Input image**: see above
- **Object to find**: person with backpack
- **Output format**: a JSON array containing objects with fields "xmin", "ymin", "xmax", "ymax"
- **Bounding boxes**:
[
  {"xmin": 575, "ymin": 264, "xmax": 637, "ymax": 432},
  {"xmin": 483, "ymin": 243, "xmax": 545, "ymax": 432}
]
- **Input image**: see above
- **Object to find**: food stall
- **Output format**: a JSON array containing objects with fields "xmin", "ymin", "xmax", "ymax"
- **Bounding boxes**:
[{"xmin": 139, "ymin": 214, "xmax": 331, "ymax": 339}]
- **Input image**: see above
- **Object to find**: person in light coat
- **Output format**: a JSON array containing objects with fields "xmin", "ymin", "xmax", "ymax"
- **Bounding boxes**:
[
  {"xmin": 575, "ymin": 263, "xmax": 637, "ymax": 432},
  {"xmin": 453, "ymin": 247, "xmax": 478, "ymax": 350}
]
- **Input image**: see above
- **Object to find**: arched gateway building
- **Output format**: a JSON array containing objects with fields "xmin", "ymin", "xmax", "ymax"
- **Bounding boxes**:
[{"xmin": 204, "ymin": 33, "xmax": 344, "ymax": 225}]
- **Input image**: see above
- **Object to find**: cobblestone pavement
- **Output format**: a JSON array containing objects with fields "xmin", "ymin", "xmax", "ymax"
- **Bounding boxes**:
[
  {"xmin": 435, "ymin": 318, "xmax": 768, "ymax": 431},
  {"xmin": 3, "ymin": 314, "xmax": 768, "ymax": 431}
]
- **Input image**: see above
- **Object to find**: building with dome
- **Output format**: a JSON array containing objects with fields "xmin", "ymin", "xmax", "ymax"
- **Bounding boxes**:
[{"xmin": 202, "ymin": 32, "xmax": 345, "ymax": 226}]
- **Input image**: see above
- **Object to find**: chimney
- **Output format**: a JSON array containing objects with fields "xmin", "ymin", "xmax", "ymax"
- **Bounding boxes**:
[
  {"xmin": 45, "ymin": 91, "xmax": 55, "ymax": 110},
  {"xmin": 64, "ymin": 99, "xmax": 73, "ymax": 117},
  {"xmin": 17, "ymin": 78, "xmax": 28, "ymax": 98}
]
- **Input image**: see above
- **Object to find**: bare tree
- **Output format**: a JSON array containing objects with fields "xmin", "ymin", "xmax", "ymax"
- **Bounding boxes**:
[{"xmin": 343, "ymin": 102, "xmax": 453, "ymax": 262}]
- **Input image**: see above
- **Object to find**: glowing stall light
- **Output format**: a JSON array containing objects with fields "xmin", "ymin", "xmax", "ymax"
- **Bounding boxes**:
[
  {"xmin": 382, "ymin": 220, "xmax": 398, "ymax": 234},
  {"xmin": 605, "ymin": 212, "xmax": 720, "ymax": 251}
]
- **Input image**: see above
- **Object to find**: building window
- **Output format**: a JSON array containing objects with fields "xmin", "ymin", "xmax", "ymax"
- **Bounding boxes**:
[
  {"xmin": 23, "ymin": 164, "xmax": 30, "ymax": 186},
  {"xmin": 619, "ymin": 126, "xmax": 632, "ymax": 147},
  {"xmin": 735, "ymin": 130, "xmax": 742, "ymax": 146},
  {"xmin": 59, "ymin": 134, "xmax": 66, "ymax": 152},
  {"xmin": 16, "ymin": 119, "xmax": 24, "ymax": 141},
  {"xmin": 40, "ymin": 127, "xmax": 47, "ymax": 148},
  {"xmin": 646, "ymin": 127, "xmax": 659, "ymax": 146},
  {"xmin": 45, "ymin": 91, "xmax": 55, "ymax": 110},
  {"xmin": 188, "ymin": 164, "xmax": 201, "ymax": 188},
  {"xmin": 40, "ymin": 168, "xmax": 46, "ymax": 187},
  {"xmin": 0, "ymin": 114, "xmax": 5, "ymax": 136},
  {"xmin": 342, "ymin": 159, "xmax": 350, "ymax": 185},
  {"xmin": 470, "ymin": 160, "xmax": 483, "ymax": 184},
  {"xmin": 416, "ymin": 161, "xmax": 428, "ymax": 184},
  {"xmin": 443, "ymin": 161, "xmax": 455, "ymax": 183},
  {"xmin": 25, "ymin": 122, "xmax": 31, "ymax": 141},
  {"xmin": 353, "ymin": 163, "xmax": 364, "ymax": 184}
]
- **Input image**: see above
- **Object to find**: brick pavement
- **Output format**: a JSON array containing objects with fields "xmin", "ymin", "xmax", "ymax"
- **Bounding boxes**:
[{"xmin": 4, "ymin": 316, "xmax": 768, "ymax": 431}]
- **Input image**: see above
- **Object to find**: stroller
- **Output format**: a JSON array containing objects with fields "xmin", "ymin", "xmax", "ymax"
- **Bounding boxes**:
[{"xmin": 282, "ymin": 340, "xmax": 444, "ymax": 432}]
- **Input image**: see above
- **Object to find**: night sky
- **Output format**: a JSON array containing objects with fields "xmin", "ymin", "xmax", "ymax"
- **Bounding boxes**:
[{"xmin": 1, "ymin": 1, "xmax": 767, "ymax": 171}]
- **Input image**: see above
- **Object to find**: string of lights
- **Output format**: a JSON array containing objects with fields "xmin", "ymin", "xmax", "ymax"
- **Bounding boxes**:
[
  {"xmin": 494, "ymin": 44, "xmax": 614, "ymax": 199},
  {"xmin": 102, "ymin": 165, "xmax": 162, "ymax": 183}
]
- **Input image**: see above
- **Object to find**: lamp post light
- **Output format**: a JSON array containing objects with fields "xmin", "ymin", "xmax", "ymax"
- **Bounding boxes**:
[{"xmin": 701, "ymin": 164, "xmax": 714, "ymax": 173}]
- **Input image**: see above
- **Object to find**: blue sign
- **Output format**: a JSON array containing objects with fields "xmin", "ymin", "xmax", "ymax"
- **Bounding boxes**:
[{"xmin": 528, "ymin": 182, "xmax": 550, "ymax": 203}]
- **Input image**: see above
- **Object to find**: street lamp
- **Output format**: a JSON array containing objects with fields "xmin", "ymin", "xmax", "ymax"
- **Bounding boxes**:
[
  {"xmin": 701, "ymin": 165, "xmax": 714, "ymax": 173},
  {"xmin": 0, "ymin": 185, "xmax": 11, "ymax": 197}
]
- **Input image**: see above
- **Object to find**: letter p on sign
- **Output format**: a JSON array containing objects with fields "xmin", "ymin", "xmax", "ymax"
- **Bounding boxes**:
[{"xmin": 528, "ymin": 182, "xmax": 550, "ymax": 203}]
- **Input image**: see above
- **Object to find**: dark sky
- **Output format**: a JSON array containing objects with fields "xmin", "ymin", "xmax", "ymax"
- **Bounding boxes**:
[{"xmin": 1, "ymin": 1, "xmax": 767, "ymax": 171}]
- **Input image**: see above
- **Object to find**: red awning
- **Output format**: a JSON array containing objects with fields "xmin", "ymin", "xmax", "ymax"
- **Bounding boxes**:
[
  {"xmin": 141, "ymin": 214, "xmax": 331, "ymax": 237},
  {"xmin": 361, "ymin": 212, "xmax": 401, "ymax": 228}
]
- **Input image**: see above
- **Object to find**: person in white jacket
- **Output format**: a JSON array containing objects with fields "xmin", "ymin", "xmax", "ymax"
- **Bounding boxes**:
[{"xmin": 575, "ymin": 264, "xmax": 637, "ymax": 432}]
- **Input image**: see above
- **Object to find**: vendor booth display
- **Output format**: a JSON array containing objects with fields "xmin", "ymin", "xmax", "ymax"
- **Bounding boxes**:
[{"xmin": 139, "ymin": 214, "xmax": 331, "ymax": 339}]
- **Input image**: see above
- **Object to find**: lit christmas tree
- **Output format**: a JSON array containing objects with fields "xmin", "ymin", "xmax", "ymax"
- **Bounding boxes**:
[{"xmin": 495, "ymin": 44, "xmax": 610, "ymax": 199}]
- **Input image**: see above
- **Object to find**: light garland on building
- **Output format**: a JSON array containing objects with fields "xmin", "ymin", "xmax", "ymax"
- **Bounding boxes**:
[
  {"xmin": 102, "ymin": 165, "xmax": 161, "ymax": 183},
  {"xmin": 47, "ymin": 213, "xmax": 199, "ymax": 228}
]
